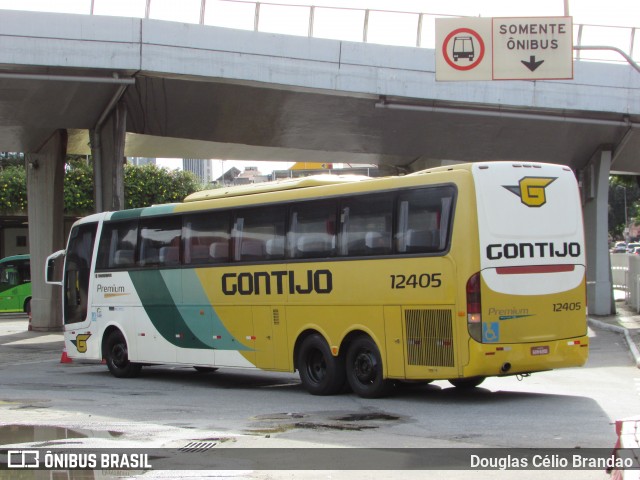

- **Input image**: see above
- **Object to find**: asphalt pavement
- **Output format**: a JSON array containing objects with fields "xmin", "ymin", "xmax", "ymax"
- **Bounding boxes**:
[
  {"xmin": 588, "ymin": 294, "xmax": 640, "ymax": 368},
  {"xmin": 1, "ymin": 302, "xmax": 640, "ymax": 368},
  {"xmin": 0, "ymin": 309, "xmax": 638, "ymax": 477},
  {"xmin": 0, "ymin": 314, "xmax": 63, "ymax": 368}
]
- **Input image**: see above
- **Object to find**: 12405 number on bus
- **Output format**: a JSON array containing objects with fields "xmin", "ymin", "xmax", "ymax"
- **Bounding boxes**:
[{"xmin": 390, "ymin": 273, "xmax": 442, "ymax": 289}]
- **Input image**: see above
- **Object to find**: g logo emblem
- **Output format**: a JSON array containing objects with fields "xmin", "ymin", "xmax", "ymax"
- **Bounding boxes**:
[
  {"xmin": 72, "ymin": 333, "xmax": 91, "ymax": 353},
  {"xmin": 504, "ymin": 177, "xmax": 556, "ymax": 207}
]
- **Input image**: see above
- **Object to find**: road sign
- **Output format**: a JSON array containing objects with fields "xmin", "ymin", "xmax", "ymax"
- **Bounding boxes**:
[
  {"xmin": 492, "ymin": 17, "xmax": 573, "ymax": 80},
  {"xmin": 435, "ymin": 18, "xmax": 492, "ymax": 81},
  {"xmin": 435, "ymin": 16, "xmax": 573, "ymax": 81}
]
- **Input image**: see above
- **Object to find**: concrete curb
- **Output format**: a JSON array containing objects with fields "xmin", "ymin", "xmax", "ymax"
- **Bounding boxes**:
[{"xmin": 588, "ymin": 317, "xmax": 640, "ymax": 368}]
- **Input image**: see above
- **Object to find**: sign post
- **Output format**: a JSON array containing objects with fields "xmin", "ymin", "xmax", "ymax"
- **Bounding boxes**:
[{"xmin": 435, "ymin": 16, "xmax": 573, "ymax": 81}]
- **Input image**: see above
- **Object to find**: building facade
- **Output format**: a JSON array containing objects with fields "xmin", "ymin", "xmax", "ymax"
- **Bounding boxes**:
[{"xmin": 183, "ymin": 158, "xmax": 213, "ymax": 184}]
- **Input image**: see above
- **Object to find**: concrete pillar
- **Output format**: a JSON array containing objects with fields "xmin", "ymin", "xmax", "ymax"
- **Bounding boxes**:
[
  {"xmin": 26, "ymin": 130, "xmax": 66, "ymax": 331},
  {"xmin": 90, "ymin": 101, "xmax": 126, "ymax": 212},
  {"xmin": 583, "ymin": 148, "xmax": 615, "ymax": 315}
]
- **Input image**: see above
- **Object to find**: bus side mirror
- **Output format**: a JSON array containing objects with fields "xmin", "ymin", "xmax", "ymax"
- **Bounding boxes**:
[{"xmin": 45, "ymin": 250, "xmax": 65, "ymax": 286}]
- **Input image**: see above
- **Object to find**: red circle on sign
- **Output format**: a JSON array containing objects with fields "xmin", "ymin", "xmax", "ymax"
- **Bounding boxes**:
[{"xmin": 442, "ymin": 28, "xmax": 485, "ymax": 71}]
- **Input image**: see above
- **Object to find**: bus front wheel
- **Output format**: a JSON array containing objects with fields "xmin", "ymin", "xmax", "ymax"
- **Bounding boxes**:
[
  {"xmin": 104, "ymin": 330, "xmax": 142, "ymax": 378},
  {"xmin": 345, "ymin": 336, "xmax": 392, "ymax": 398},
  {"xmin": 297, "ymin": 334, "xmax": 346, "ymax": 395}
]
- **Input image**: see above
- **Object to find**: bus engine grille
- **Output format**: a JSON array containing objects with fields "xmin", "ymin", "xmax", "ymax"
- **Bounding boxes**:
[{"xmin": 405, "ymin": 309, "xmax": 454, "ymax": 367}]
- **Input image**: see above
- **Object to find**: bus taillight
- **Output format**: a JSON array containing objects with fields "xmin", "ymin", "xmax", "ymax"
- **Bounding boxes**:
[{"xmin": 467, "ymin": 272, "xmax": 482, "ymax": 342}]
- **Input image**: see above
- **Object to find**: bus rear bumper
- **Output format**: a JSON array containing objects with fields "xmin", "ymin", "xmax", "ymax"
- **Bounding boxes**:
[{"xmin": 463, "ymin": 336, "xmax": 589, "ymax": 378}]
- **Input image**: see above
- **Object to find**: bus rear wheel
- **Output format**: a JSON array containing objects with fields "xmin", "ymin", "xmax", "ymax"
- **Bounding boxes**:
[
  {"xmin": 346, "ymin": 336, "xmax": 392, "ymax": 398},
  {"xmin": 449, "ymin": 376, "xmax": 485, "ymax": 389},
  {"xmin": 193, "ymin": 366, "xmax": 218, "ymax": 373},
  {"xmin": 297, "ymin": 334, "xmax": 346, "ymax": 395},
  {"xmin": 104, "ymin": 330, "xmax": 142, "ymax": 378}
]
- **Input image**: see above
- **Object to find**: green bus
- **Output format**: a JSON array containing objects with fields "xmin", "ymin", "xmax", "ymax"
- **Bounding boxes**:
[{"xmin": 0, "ymin": 254, "xmax": 31, "ymax": 314}]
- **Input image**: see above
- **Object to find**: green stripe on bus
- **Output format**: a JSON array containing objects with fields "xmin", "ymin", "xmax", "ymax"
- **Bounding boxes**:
[
  {"xmin": 129, "ymin": 269, "xmax": 251, "ymax": 351},
  {"xmin": 140, "ymin": 204, "xmax": 178, "ymax": 216},
  {"xmin": 110, "ymin": 208, "xmax": 144, "ymax": 221},
  {"xmin": 171, "ymin": 268, "xmax": 253, "ymax": 351},
  {"xmin": 129, "ymin": 269, "xmax": 209, "ymax": 350}
]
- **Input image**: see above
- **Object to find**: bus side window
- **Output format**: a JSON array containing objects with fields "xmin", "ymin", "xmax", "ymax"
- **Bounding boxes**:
[
  {"xmin": 19, "ymin": 262, "xmax": 30, "ymax": 283},
  {"xmin": 289, "ymin": 200, "xmax": 337, "ymax": 259},
  {"xmin": 183, "ymin": 212, "xmax": 231, "ymax": 265},
  {"xmin": 339, "ymin": 194, "xmax": 393, "ymax": 256},
  {"xmin": 233, "ymin": 207, "xmax": 285, "ymax": 262},
  {"xmin": 1, "ymin": 267, "xmax": 18, "ymax": 286},
  {"xmin": 138, "ymin": 216, "xmax": 182, "ymax": 267},
  {"xmin": 396, "ymin": 187, "xmax": 456, "ymax": 254},
  {"xmin": 97, "ymin": 221, "xmax": 138, "ymax": 270}
]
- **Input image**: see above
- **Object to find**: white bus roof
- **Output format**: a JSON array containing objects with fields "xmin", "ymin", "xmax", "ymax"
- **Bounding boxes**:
[{"xmin": 183, "ymin": 174, "xmax": 372, "ymax": 203}]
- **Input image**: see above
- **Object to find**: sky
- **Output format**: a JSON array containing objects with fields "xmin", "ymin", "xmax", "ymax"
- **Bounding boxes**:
[
  {"xmin": 0, "ymin": 0, "xmax": 637, "ymax": 27},
  {"xmin": 0, "ymin": 0, "xmax": 636, "ymax": 173}
]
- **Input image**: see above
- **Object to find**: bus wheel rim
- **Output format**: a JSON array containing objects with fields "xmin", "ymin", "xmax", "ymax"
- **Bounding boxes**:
[
  {"xmin": 306, "ymin": 350, "xmax": 326, "ymax": 383},
  {"xmin": 112, "ymin": 343, "xmax": 128, "ymax": 367},
  {"xmin": 353, "ymin": 351, "xmax": 376, "ymax": 384}
]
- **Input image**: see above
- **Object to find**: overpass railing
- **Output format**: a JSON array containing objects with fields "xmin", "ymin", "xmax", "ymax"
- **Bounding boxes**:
[
  {"xmin": 8, "ymin": 0, "xmax": 640, "ymax": 65},
  {"xmin": 611, "ymin": 253, "xmax": 640, "ymax": 311}
]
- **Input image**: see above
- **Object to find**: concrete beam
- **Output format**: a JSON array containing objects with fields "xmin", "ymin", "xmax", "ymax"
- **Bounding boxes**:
[
  {"xmin": 26, "ymin": 130, "xmax": 66, "ymax": 331},
  {"xmin": 583, "ymin": 148, "xmax": 615, "ymax": 316},
  {"xmin": 90, "ymin": 102, "xmax": 126, "ymax": 212}
]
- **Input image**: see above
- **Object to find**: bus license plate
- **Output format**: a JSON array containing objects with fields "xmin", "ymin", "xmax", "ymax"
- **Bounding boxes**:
[{"xmin": 531, "ymin": 346, "xmax": 550, "ymax": 356}]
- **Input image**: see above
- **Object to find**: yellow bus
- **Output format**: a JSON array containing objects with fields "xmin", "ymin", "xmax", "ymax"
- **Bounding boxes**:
[{"xmin": 46, "ymin": 162, "xmax": 588, "ymax": 398}]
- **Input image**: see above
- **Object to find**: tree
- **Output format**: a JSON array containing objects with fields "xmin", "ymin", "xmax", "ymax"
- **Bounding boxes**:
[
  {"xmin": 0, "ymin": 166, "xmax": 27, "ymax": 212},
  {"xmin": 609, "ymin": 175, "xmax": 640, "ymax": 240},
  {"xmin": 64, "ymin": 159, "xmax": 94, "ymax": 214},
  {"xmin": 124, "ymin": 163, "xmax": 202, "ymax": 209},
  {"xmin": 0, "ymin": 158, "xmax": 204, "ymax": 215},
  {"xmin": 0, "ymin": 153, "xmax": 24, "ymax": 169}
]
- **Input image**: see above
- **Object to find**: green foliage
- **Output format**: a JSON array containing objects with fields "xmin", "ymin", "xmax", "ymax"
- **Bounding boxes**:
[
  {"xmin": 0, "ymin": 152, "xmax": 24, "ymax": 169},
  {"xmin": 609, "ymin": 175, "xmax": 640, "ymax": 240},
  {"xmin": 0, "ymin": 166, "xmax": 27, "ymax": 212},
  {"xmin": 124, "ymin": 164, "xmax": 202, "ymax": 209},
  {"xmin": 64, "ymin": 161, "xmax": 94, "ymax": 214},
  {"xmin": 0, "ymin": 160, "xmax": 203, "ymax": 215}
]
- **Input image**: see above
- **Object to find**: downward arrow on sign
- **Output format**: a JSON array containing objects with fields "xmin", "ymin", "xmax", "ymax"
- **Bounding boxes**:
[{"xmin": 521, "ymin": 56, "xmax": 544, "ymax": 72}]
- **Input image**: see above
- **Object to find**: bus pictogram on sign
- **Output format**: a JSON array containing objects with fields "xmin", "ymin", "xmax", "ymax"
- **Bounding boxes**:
[{"xmin": 442, "ymin": 28, "xmax": 485, "ymax": 71}]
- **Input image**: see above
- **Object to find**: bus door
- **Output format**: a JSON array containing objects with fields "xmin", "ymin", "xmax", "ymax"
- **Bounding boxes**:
[
  {"xmin": 252, "ymin": 306, "xmax": 288, "ymax": 371},
  {"xmin": 127, "ymin": 217, "xmax": 181, "ymax": 364},
  {"xmin": 64, "ymin": 223, "xmax": 98, "ymax": 327},
  {"xmin": 0, "ymin": 262, "xmax": 21, "ymax": 311},
  {"xmin": 16, "ymin": 259, "xmax": 30, "ymax": 309}
]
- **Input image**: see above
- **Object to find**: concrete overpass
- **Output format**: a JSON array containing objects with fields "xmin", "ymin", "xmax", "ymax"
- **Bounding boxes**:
[{"xmin": 1, "ymin": 9, "xmax": 638, "ymax": 327}]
